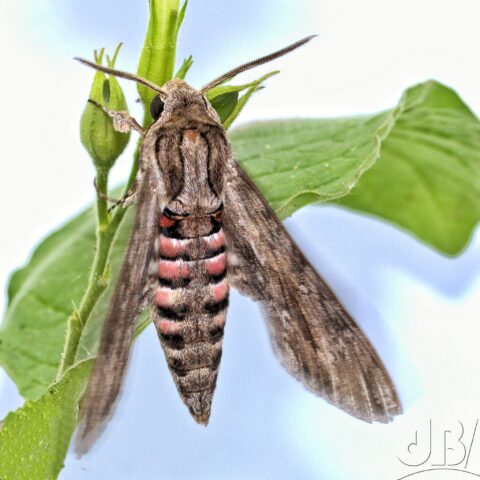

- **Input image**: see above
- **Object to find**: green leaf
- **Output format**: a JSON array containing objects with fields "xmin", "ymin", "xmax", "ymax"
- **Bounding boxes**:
[
  {"xmin": 337, "ymin": 81, "xmax": 480, "ymax": 255},
  {"xmin": 205, "ymin": 71, "xmax": 279, "ymax": 129},
  {"xmin": 174, "ymin": 55, "xmax": 193, "ymax": 80},
  {"xmin": 230, "ymin": 113, "xmax": 394, "ymax": 213},
  {"xmin": 206, "ymin": 72, "xmax": 278, "ymax": 100},
  {"xmin": 1, "ymin": 210, "xmax": 96, "ymax": 400},
  {"xmin": 230, "ymin": 80, "xmax": 480, "ymax": 254},
  {"xmin": 0, "ymin": 361, "xmax": 92, "ymax": 480},
  {"xmin": 106, "ymin": 42, "xmax": 124, "ymax": 69},
  {"xmin": 210, "ymin": 91, "xmax": 238, "ymax": 123},
  {"xmin": 176, "ymin": 0, "xmax": 188, "ymax": 33},
  {"xmin": 0, "ymin": 197, "xmax": 134, "ymax": 400}
]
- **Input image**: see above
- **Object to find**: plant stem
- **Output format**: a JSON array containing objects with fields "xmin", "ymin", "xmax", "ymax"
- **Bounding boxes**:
[
  {"xmin": 56, "ymin": 173, "xmax": 133, "ymax": 378},
  {"xmin": 95, "ymin": 168, "xmax": 109, "ymax": 232}
]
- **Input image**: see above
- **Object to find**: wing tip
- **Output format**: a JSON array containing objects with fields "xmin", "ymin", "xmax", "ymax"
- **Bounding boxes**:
[
  {"xmin": 363, "ymin": 393, "xmax": 403, "ymax": 424},
  {"xmin": 74, "ymin": 414, "xmax": 110, "ymax": 457},
  {"xmin": 344, "ymin": 400, "xmax": 402, "ymax": 425},
  {"xmin": 74, "ymin": 422, "xmax": 96, "ymax": 458}
]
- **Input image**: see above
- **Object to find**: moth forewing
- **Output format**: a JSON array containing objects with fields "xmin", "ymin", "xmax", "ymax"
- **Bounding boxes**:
[
  {"xmin": 76, "ymin": 163, "xmax": 161, "ymax": 455},
  {"xmin": 222, "ymin": 156, "xmax": 402, "ymax": 422}
]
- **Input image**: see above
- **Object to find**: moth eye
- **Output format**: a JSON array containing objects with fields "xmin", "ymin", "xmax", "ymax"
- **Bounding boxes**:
[{"xmin": 150, "ymin": 95, "xmax": 165, "ymax": 121}]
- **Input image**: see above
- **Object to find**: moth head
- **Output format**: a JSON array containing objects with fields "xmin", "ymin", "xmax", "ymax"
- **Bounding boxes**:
[
  {"xmin": 149, "ymin": 79, "xmax": 219, "ymax": 124},
  {"xmin": 75, "ymin": 35, "xmax": 315, "ymax": 123}
]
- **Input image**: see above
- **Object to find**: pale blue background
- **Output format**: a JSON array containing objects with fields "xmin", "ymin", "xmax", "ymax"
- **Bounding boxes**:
[{"xmin": 0, "ymin": 1, "xmax": 479, "ymax": 479}]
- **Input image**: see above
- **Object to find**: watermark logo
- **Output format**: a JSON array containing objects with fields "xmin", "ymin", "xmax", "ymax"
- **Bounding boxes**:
[{"xmin": 397, "ymin": 419, "xmax": 480, "ymax": 478}]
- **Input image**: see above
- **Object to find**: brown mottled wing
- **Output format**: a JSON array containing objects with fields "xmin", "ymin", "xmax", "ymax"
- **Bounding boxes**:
[
  {"xmin": 75, "ymin": 163, "xmax": 160, "ymax": 455},
  {"xmin": 223, "ymin": 156, "xmax": 401, "ymax": 422}
]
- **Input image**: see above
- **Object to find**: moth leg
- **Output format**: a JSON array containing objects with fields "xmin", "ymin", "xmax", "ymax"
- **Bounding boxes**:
[
  {"xmin": 111, "ymin": 153, "xmax": 151, "ymax": 211},
  {"xmin": 109, "ymin": 179, "xmax": 141, "ymax": 212},
  {"xmin": 88, "ymin": 99, "xmax": 144, "ymax": 134},
  {"xmin": 92, "ymin": 177, "xmax": 139, "ymax": 212},
  {"xmin": 93, "ymin": 177, "xmax": 121, "ymax": 203}
]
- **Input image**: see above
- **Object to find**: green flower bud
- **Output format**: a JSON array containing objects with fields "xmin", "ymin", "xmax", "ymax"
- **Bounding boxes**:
[
  {"xmin": 80, "ymin": 44, "xmax": 130, "ymax": 172},
  {"xmin": 137, "ymin": 0, "xmax": 185, "ymax": 124}
]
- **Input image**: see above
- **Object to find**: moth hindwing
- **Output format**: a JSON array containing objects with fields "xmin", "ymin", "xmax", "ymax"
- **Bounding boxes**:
[{"xmin": 75, "ymin": 36, "xmax": 401, "ymax": 454}]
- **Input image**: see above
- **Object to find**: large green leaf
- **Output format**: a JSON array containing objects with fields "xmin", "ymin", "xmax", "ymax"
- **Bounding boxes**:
[
  {"xmin": 231, "ymin": 80, "xmax": 480, "ymax": 254},
  {"xmin": 230, "ymin": 111, "xmax": 394, "ymax": 216},
  {"xmin": 0, "ymin": 205, "xmax": 133, "ymax": 400},
  {"xmin": 338, "ymin": 81, "xmax": 480, "ymax": 255},
  {"xmin": 0, "ymin": 211, "xmax": 96, "ymax": 400},
  {"xmin": 0, "ymin": 361, "xmax": 91, "ymax": 480}
]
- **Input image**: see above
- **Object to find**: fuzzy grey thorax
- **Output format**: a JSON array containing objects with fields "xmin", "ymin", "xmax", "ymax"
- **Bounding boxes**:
[{"xmin": 141, "ymin": 80, "xmax": 226, "ymax": 217}]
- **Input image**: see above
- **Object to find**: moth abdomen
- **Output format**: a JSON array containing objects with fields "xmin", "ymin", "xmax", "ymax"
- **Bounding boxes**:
[
  {"xmin": 159, "ymin": 327, "xmax": 225, "ymax": 424},
  {"xmin": 152, "ymin": 213, "xmax": 229, "ymax": 424}
]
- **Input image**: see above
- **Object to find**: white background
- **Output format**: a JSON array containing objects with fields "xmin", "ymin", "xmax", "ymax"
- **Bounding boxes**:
[{"xmin": 0, "ymin": 0, "xmax": 479, "ymax": 479}]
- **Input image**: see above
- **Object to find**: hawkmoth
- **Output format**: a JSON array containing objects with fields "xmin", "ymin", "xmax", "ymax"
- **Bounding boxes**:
[{"xmin": 75, "ymin": 36, "xmax": 402, "ymax": 454}]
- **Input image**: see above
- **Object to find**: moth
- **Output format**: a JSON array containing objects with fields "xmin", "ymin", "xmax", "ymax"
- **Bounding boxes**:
[{"xmin": 75, "ymin": 36, "xmax": 401, "ymax": 454}]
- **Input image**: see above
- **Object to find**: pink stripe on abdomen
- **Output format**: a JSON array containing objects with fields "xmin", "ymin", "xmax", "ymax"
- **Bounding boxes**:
[
  {"xmin": 158, "ymin": 259, "xmax": 189, "ymax": 280},
  {"xmin": 210, "ymin": 279, "xmax": 229, "ymax": 302},
  {"xmin": 158, "ymin": 235, "xmax": 188, "ymax": 258},
  {"xmin": 204, "ymin": 230, "xmax": 225, "ymax": 251},
  {"xmin": 205, "ymin": 253, "xmax": 227, "ymax": 276}
]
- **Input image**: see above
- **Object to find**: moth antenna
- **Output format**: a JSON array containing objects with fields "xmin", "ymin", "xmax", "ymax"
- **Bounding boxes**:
[
  {"xmin": 74, "ymin": 57, "xmax": 168, "ymax": 96},
  {"xmin": 200, "ymin": 35, "xmax": 316, "ymax": 93}
]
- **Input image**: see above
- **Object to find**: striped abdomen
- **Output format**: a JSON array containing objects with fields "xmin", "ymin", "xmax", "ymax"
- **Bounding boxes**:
[{"xmin": 151, "ymin": 211, "xmax": 228, "ymax": 424}]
